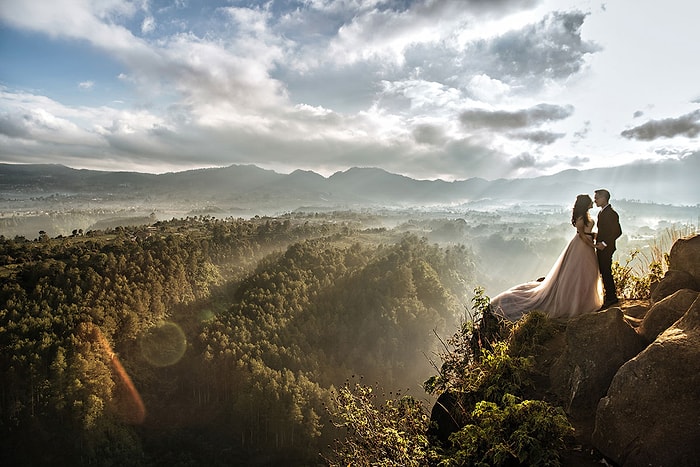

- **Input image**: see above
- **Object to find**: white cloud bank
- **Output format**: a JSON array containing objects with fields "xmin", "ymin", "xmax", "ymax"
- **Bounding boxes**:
[{"xmin": 0, "ymin": 0, "xmax": 699, "ymax": 180}]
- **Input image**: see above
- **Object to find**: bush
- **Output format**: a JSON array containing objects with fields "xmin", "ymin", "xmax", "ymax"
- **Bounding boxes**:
[
  {"xmin": 326, "ymin": 380, "xmax": 430, "ymax": 467},
  {"xmin": 424, "ymin": 287, "xmax": 508, "ymax": 395},
  {"xmin": 429, "ymin": 336, "xmax": 572, "ymax": 467},
  {"xmin": 446, "ymin": 394, "xmax": 573, "ymax": 467},
  {"xmin": 612, "ymin": 249, "xmax": 665, "ymax": 300},
  {"xmin": 327, "ymin": 289, "xmax": 573, "ymax": 467},
  {"xmin": 613, "ymin": 226, "xmax": 692, "ymax": 300}
]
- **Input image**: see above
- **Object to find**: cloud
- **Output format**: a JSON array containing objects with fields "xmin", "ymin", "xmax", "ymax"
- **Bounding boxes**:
[
  {"xmin": 352, "ymin": 9, "xmax": 600, "ymax": 106},
  {"xmin": 0, "ymin": 81, "xmax": 511, "ymax": 180},
  {"xmin": 142, "ymin": 15, "xmax": 155, "ymax": 34},
  {"xmin": 0, "ymin": 106, "xmax": 101, "ymax": 148},
  {"xmin": 572, "ymin": 121, "xmax": 591, "ymax": 141},
  {"xmin": 504, "ymin": 151, "xmax": 597, "ymax": 175},
  {"xmin": 472, "ymin": 11, "xmax": 600, "ymax": 89},
  {"xmin": 467, "ymin": 74, "xmax": 510, "ymax": 102},
  {"xmin": 0, "ymin": 88, "xmax": 167, "ymax": 157},
  {"xmin": 414, "ymin": 123, "xmax": 451, "ymax": 147},
  {"xmin": 0, "ymin": 112, "xmax": 30, "ymax": 139},
  {"xmin": 0, "ymin": 1, "xmax": 288, "ymax": 116},
  {"xmin": 510, "ymin": 130, "xmax": 565, "ymax": 145},
  {"xmin": 418, "ymin": 137, "xmax": 511, "ymax": 180},
  {"xmin": 0, "ymin": 0, "xmax": 150, "ymax": 57},
  {"xmin": 510, "ymin": 152, "xmax": 537, "ymax": 169},
  {"xmin": 505, "ymin": 154, "xmax": 588, "ymax": 176},
  {"xmin": 459, "ymin": 103, "xmax": 573, "ymax": 130},
  {"xmin": 276, "ymin": 0, "xmax": 569, "ymax": 111},
  {"xmin": 7, "ymin": 0, "xmax": 685, "ymax": 182},
  {"xmin": 1, "ymin": 1, "xmax": 590, "ymax": 133},
  {"xmin": 562, "ymin": 155, "xmax": 590, "ymax": 167},
  {"xmin": 316, "ymin": 0, "xmax": 538, "ymax": 68},
  {"xmin": 378, "ymin": 79, "xmax": 463, "ymax": 116},
  {"xmin": 621, "ymin": 109, "xmax": 700, "ymax": 141}
]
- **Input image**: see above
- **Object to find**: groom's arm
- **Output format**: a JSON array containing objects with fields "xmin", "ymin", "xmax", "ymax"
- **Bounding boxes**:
[
  {"xmin": 597, "ymin": 208, "xmax": 621, "ymax": 250},
  {"xmin": 612, "ymin": 209, "xmax": 622, "ymax": 239},
  {"xmin": 596, "ymin": 209, "xmax": 613, "ymax": 249}
]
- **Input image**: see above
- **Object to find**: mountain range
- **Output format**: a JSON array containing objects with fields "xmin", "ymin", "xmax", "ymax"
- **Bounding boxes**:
[{"xmin": 1, "ymin": 153, "xmax": 698, "ymax": 209}]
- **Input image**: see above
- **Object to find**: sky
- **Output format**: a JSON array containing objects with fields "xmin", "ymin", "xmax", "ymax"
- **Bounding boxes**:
[{"xmin": 1, "ymin": 0, "xmax": 699, "ymax": 181}]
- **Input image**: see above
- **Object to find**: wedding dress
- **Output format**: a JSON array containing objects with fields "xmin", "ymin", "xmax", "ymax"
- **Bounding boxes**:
[{"xmin": 491, "ymin": 222, "xmax": 604, "ymax": 321}]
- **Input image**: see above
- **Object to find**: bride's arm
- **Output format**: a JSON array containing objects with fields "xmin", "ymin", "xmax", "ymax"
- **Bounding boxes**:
[{"xmin": 575, "ymin": 217, "xmax": 596, "ymax": 248}]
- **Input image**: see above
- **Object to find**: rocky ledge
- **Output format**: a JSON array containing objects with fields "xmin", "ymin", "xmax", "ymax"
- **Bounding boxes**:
[{"xmin": 548, "ymin": 234, "xmax": 700, "ymax": 466}]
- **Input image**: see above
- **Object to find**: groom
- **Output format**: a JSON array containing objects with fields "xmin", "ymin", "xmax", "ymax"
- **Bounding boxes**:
[{"xmin": 594, "ymin": 189, "xmax": 622, "ymax": 308}]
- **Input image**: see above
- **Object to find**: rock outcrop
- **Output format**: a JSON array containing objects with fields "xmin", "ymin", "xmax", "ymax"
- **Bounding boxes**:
[
  {"xmin": 429, "ymin": 234, "xmax": 700, "ymax": 466},
  {"xmin": 650, "ymin": 269, "xmax": 697, "ymax": 303},
  {"xmin": 549, "ymin": 308, "xmax": 644, "ymax": 418},
  {"xmin": 586, "ymin": 234, "xmax": 700, "ymax": 465},
  {"xmin": 669, "ymin": 234, "xmax": 700, "ymax": 284},
  {"xmin": 650, "ymin": 234, "xmax": 700, "ymax": 303},
  {"xmin": 592, "ymin": 296, "xmax": 700, "ymax": 466},
  {"xmin": 638, "ymin": 288, "xmax": 699, "ymax": 343}
]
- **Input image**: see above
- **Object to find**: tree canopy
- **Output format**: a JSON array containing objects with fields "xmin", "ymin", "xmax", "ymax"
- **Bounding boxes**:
[{"xmin": 0, "ymin": 216, "xmax": 477, "ymax": 465}]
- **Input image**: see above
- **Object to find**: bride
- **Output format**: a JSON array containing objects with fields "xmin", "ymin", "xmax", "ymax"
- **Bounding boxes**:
[{"xmin": 491, "ymin": 194, "xmax": 604, "ymax": 321}]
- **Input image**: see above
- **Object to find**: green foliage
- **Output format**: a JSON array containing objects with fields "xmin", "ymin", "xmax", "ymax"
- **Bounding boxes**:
[
  {"xmin": 612, "ymin": 226, "xmax": 689, "ymax": 300},
  {"xmin": 329, "ymin": 290, "xmax": 572, "ymax": 467},
  {"xmin": 326, "ymin": 381, "xmax": 430, "ymax": 467},
  {"xmin": 612, "ymin": 249, "xmax": 667, "ymax": 300},
  {"xmin": 446, "ymin": 394, "xmax": 573, "ymax": 467},
  {"xmin": 474, "ymin": 341, "xmax": 534, "ymax": 402},
  {"xmin": 507, "ymin": 311, "xmax": 559, "ymax": 358},
  {"xmin": 424, "ymin": 287, "xmax": 508, "ymax": 395},
  {"xmin": 426, "ymin": 308, "xmax": 573, "ymax": 467}
]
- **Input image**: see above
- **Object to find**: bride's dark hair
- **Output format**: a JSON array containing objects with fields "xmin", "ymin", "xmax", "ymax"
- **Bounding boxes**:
[{"xmin": 572, "ymin": 194, "xmax": 593, "ymax": 227}]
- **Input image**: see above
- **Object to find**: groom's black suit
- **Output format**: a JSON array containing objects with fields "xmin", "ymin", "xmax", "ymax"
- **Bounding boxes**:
[{"xmin": 597, "ymin": 204, "xmax": 622, "ymax": 303}]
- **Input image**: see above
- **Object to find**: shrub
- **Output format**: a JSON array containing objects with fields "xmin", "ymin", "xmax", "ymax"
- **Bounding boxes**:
[
  {"xmin": 445, "ymin": 394, "xmax": 573, "ymax": 467},
  {"xmin": 326, "ymin": 381, "xmax": 430, "ymax": 467},
  {"xmin": 613, "ymin": 226, "xmax": 693, "ymax": 300},
  {"xmin": 327, "ymin": 290, "xmax": 573, "ymax": 467},
  {"xmin": 612, "ymin": 249, "xmax": 665, "ymax": 300},
  {"xmin": 424, "ymin": 287, "xmax": 508, "ymax": 395}
]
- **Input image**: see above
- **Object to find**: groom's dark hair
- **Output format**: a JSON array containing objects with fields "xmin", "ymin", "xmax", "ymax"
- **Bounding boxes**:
[{"xmin": 595, "ymin": 189, "xmax": 611, "ymax": 202}]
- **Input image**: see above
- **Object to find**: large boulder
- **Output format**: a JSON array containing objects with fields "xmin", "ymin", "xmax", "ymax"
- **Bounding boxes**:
[
  {"xmin": 592, "ymin": 297, "xmax": 700, "ymax": 466},
  {"xmin": 669, "ymin": 234, "xmax": 700, "ymax": 284},
  {"xmin": 650, "ymin": 269, "xmax": 698, "ymax": 303},
  {"xmin": 549, "ymin": 308, "xmax": 645, "ymax": 418},
  {"xmin": 638, "ymin": 289, "xmax": 699, "ymax": 343}
]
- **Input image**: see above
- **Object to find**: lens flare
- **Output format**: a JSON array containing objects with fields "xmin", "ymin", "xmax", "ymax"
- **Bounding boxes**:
[
  {"xmin": 80, "ymin": 322, "xmax": 146, "ymax": 424},
  {"xmin": 199, "ymin": 309, "xmax": 215, "ymax": 322},
  {"xmin": 139, "ymin": 321, "xmax": 187, "ymax": 367}
]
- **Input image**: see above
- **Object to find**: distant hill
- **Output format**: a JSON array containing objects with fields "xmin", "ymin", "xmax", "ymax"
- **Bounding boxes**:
[{"xmin": 1, "ymin": 153, "xmax": 698, "ymax": 208}]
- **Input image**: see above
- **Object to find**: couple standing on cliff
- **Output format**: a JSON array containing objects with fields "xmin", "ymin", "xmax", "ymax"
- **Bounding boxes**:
[{"xmin": 491, "ymin": 189, "xmax": 622, "ymax": 321}]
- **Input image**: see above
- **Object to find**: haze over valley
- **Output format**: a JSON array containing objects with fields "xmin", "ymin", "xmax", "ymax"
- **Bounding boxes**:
[{"xmin": 2, "ymin": 161, "xmax": 698, "ymax": 298}]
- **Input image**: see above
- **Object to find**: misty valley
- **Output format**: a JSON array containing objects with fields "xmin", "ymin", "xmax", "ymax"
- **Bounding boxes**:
[
  {"xmin": 1, "ymin": 170, "xmax": 698, "ymax": 465},
  {"xmin": 2, "ymin": 192, "xmax": 698, "ymax": 296}
]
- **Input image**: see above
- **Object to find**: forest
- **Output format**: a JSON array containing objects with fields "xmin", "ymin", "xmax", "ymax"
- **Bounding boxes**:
[{"xmin": 0, "ymin": 216, "xmax": 478, "ymax": 465}]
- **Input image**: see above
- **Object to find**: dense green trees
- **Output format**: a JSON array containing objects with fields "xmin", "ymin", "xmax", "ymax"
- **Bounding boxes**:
[{"xmin": 0, "ymin": 216, "xmax": 476, "ymax": 465}]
